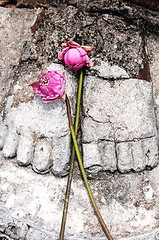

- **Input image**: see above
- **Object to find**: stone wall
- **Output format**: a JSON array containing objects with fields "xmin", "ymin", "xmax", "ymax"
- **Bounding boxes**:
[{"xmin": 0, "ymin": 1, "xmax": 159, "ymax": 239}]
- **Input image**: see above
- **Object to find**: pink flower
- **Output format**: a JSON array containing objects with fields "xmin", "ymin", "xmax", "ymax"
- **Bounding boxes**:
[
  {"xmin": 30, "ymin": 70, "xmax": 66, "ymax": 102},
  {"xmin": 58, "ymin": 41, "xmax": 92, "ymax": 71}
]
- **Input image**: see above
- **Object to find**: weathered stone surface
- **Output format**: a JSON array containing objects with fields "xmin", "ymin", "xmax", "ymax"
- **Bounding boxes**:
[
  {"xmin": 126, "ymin": 0, "xmax": 159, "ymax": 11},
  {"xmin": 17, "ymin": 135, "xmax": 34, "ymax": 166},
  {"xmin": 66, "ymin": 0, "xmax": 159, "ymax": 32},
  {"xmin": 0, "ymin": 5, "xmax": 144, "ymax": 176},
  {"xmin": 90, "ymin": 58, "xmax": 129, "ymax": 79},
  {"xmin": 83, "ymin": 141, "xmax": 117, "ymax": 172},
  {"xmin": 0, "ymin": 7, "xmax": 39, "ymax": 108},
  {"xmin": 0, "ymin": 7, "xmax": 79, "ymax": 177},
  {"xmin": 0, "ymin": 155, "xmax": 159, "ymax": 239},
  {"xmin": 0, "ymin": 3, "xmax": 159, "ymax": 240},
  {"xmin": 16, "ymin": 6, "xmax": 143, "ymax": 77},
  {"xmin": 0, "ymin": 63, "xmax": 77, "ymax": 176},
  {"xmin": 116, "ymin": 136, "xmax": 158, "ymax": 172},
  {"xmin": 2, "ymin": 0, "xmax": 159, "ymax": 12},
  {"xmin": 146, "ymin": 34, "xmax": 159, "ymax": 143},
  {"xmin": 83, "ymin": 76, "xmax": 158, "ymax": 173}
]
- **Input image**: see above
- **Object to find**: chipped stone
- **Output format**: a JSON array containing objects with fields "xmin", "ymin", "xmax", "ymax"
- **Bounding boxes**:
[{"xmin": 90, "ymin": 58, "xmax": 129, "ymax": 79}]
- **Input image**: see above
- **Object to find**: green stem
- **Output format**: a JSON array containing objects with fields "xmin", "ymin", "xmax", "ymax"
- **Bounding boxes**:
[
  {"xmin": 65, "ymin": 94, "xmax": 114, "ymax": 240},
  {"xmin": 59, "ymin": 69, "xmax": 84, "ymax": 240}
]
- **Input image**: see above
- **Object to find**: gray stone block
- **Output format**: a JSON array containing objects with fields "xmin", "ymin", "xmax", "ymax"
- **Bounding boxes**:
[
  {"xmin": 0, "ymin": 155, "xmax": 159, "ymax": 240},
  {"xmin": 147, "ymin": 34, "xmax": 159, "ymax": 142},
  {"xmin": 83, "ymin": 76, "xmax": 158, "ymax": 173},
  {"xmin": 0, "ymin": 7, "xmax": 39, "ymax": 108}
]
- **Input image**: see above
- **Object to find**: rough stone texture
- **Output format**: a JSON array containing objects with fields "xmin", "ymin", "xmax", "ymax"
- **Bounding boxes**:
[
  {"xmin": 0, "ymin": 155, "xmax": 159, "ymax": 240},
  {"xmin": 83, "ymin": 75, "xmax": 158, "ymax": 173},
  {"xmin": 126, "ymin": 0, "xmax": 159, "ymax": 11},
  {"xmin": 1, "ymin": 0, "xmax": 159, "ymax": 12},
  {"xmin": 64, "ymin": 0, "xmax": 159, "ymax": 32},
  {"xmin": 0, "ymin": 62, "xmax": 77, "ymax": 177},
  {"xmin": 12, "ymin": 4, "xmax": 144, "ymax": 77},
  {"xmin": 146, "ymin": 34, "xmax": 159, "ymax": 142},
  {"xmin": 90, "ymin": 58, "xmax": 129, "ymax": 79},
  {"xmin": 0, "ymin": 7, "xmax": 39, "ymax": 109},
  {"xmin": 0, "ymin": 2, "xmax": 159, "ymax": 240}
]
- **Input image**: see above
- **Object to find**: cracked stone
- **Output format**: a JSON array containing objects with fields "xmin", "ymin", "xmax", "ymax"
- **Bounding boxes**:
[
  {"xmin": 0, "ymin": 155, "xmax": 159, "ymax": 240},
  {"xmin": 83, "ymin": 76, "xmax": 158, "ymax": 173},
  {"xmin": 90, "ymin": 58, "xmax": 129, "ymax": 79},
  {"xmin": 0, "ymin": 7, "xmax": 39, "ymax": 109},
  {"xmin": 146, "ymin": 34, "xmax": 159, "ymax": 145},
  {"xmin": 0, "ymin": 63, "xmax": 77, "ymax": 177},
  {"xmin": 19, "ymin": 6, "xmax": 144, "ymax": 77},
  {"xmin": 0, "ymin": 3, "xmax": 159, "ymax": 240}
]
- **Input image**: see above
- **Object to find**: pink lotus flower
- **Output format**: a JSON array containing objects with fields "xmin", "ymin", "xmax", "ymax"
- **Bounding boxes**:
[
  {"xmin": 58, "ymin": 41, "xmax": 92, "ymax": 71},
  {"xmin": 30, "ymin": 70, "xmax": 66, "ymax": 102}
]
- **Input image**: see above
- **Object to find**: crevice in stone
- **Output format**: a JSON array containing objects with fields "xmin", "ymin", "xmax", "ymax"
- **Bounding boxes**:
[
  {"xmin": 137, "ymin": 34, "xmax": 152, "ymax": 82},
  {"xmin": 85, "ymin": 6, "xmax": 159, "ymax": 35},
  {"xmin": 0, "ymin": 0, "xmax": 17, "ymax": 8},
  {"xmin": 87, "ymin": 7, "xmax": 136, "ymax": 26},
  {"xmin": 83, "ymin": 135, "xmax": 156, "ymax": 144},
  {"xmin": 87, "ymin": 70, "xmax": 130, "ymax": 81},
  {"xmin": 31, "ymin": 9, "xmax": 46, "ymax": 35},
  {"xmin": 86, "ymin": 114, "xmax": 110, "ymax": 124},
  {"xmin": 85, "ymin": 162, "xmax": 159, "ymax": 178}
]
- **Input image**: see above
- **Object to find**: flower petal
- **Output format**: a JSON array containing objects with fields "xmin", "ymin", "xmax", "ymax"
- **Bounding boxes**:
[
  {"xmin": 30, "ymin": 69, "xmax": 66, "ymax": 102},
  {"xmin": 42, "ymin": 95, "xmax": 58, "ymax": 102},
  {"xmin": 63, "ymin": 72, "xmax": 66, "ymax": 84},
  {"xmin": 58, "ymin": 52, "xmax": 65, "ymax": 60},
  {"xmin": 58, "ymin": 41, "xmax": 91, "ymax": 71},
  {"xmin": 67, "ymin": 41, "xmax": 80, "ymax": 48},
  {"xmin": 81, "ymin": 45, "xmax": 93, "ymax": 55},
  {"xmin": 58, "ymin": 47, "xmax": 70, "ymax": 60},
  {"xmin": 85, "ymin": 55, "xmax": 90, "ymax": 66},
  {"xmin": 30, "ymin": 81, "xmax": 45, "ymax": 96}
]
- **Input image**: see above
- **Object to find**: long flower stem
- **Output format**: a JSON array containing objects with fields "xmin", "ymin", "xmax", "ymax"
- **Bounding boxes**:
[
  {"xmin": 59, "ymin": 69, "xmax": 84, "ymax": 240},
  {"xmin": 65, "ymin": 94, "xmax": 114, "ymax": 240}
]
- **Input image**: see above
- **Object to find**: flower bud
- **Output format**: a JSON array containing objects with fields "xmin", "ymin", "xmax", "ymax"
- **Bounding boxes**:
[
  {"xmin": 30, "ymin": 70, "xmax": 66, "ymax": 102},
  {"xmin": 58, "ymin": 41, "xmax": 92, "ymax": 71}
]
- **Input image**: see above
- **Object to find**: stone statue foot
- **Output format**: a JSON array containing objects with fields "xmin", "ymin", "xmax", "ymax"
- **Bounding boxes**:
[
  {"xmin": 1, "ymin": 60, "xmax": 158, "ymax": 176},
  {"xmin": 0, "ymin": 63, "xmax": 77, "ymax": 177},
  {"xmin": 82, "ymin": 60, "xmax": 159, "ymax": 173}
]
